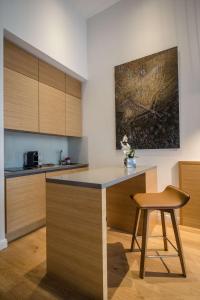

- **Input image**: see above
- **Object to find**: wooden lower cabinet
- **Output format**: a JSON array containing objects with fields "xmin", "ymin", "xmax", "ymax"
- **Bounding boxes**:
[
  {"xmin": 5, "ymin": 168, "xmax": 88, "ymax": 242},
  {"xmin": 6, "ymin": 174, "xmax": 46, "ymax": 242},
  {"xmin": 179, "ymin": 161, "xmax": 200, "ymax": 228}
]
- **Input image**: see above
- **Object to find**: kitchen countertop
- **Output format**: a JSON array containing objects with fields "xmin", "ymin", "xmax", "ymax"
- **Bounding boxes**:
[
  {"xmin": 5, "ymin": 163, "xmax": 88, "ymax": 178},
  {"xmin": 46, "ymin": 165, "xmax": 156, "ymax": 189}
]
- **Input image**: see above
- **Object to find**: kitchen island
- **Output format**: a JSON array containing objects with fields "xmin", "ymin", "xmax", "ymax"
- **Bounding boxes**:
[{"xmin": 46, "ymin": 165, "xmax": 157, "ymax": 300}]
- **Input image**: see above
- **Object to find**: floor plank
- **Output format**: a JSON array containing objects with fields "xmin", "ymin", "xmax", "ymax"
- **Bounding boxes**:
[{"xmin": 0, "ymin": 225, "xmax": 199, "ymax": 299}]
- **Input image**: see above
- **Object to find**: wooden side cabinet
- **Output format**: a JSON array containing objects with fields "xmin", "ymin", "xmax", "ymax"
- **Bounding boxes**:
[
  {"xmin": 4, "ymin": 68, "xmax": 39, "ymax": 132},
  {"xmin": 6, "ymin": 174, "xmax": 46, "ymax": 242},
  {"xmin": 179, "ymin": 161, "xmax": 200, "ymax": 229}
]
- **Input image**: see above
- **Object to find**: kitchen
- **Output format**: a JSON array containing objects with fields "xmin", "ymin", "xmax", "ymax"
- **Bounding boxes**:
[
  {"xmin": 4, "ymin": 38, "xmax": 88, "ymax": 242},
  {"xmin": 0, "ymin": 1, "xmax": 200, "ymax": 300}
]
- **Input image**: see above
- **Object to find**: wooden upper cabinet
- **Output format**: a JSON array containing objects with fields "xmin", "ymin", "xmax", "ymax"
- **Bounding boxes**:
[
  {"xmin": 66, "ymin": 94, "xmax": 82, "ymax": 137},
  {"xmin": 39, "ymin": 82, "xmax": 66, "ymax": 136},
  {"xmin": 66, "ymin": 74, "xmax": 82, "ymax": 99},
  {"xmin": 39, "ymin": 60, "xmax": 65, "ymax": 92},
  {"xmin": 4, "ymin": 68, "xmax": 39, "ymax": 132},
  {"xmin": 4, "ymin": 39, "xmax": 83, "ymax": 136},
  {"xmin": 4, "ymin": 39, "xmax": 38, "ymax": 80}
]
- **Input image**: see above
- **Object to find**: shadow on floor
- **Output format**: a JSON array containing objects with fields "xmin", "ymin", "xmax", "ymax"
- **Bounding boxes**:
[
  {"xmin": 25, "ymin": 262, "xmax": 88, "ymax": 300},
  {"xmin": 107, "ymin": 242, "xmax": 129, "ymax": 287}
]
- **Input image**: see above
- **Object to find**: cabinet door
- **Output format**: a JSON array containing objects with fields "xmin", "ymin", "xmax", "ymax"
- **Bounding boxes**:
[
  {"xmin": 39, "ymin": 82, "xmax": 66, "ymax": 135},
  {"xmin": 6, "ymin": 173, "xmax": 46, "ymax": 242},
  {"xmin": 179, "ymin": 162, "xmax": 200, "ymax": 228},
  {"xmin": 4, "ymin": 39, "xmax": 38, "ymax": 80},
  {"xmin": 66, "ymin": 94, "xmax": 82, "ymax": 137},
  {"xmin": 39, "ymin": 60, "xmax": 65, "ymax": 92},
  {"xmin": 66, "ymin": 74, "xmax": 82, "ymax": 98},
  {"xmin": 4, "ymin": 68, "xmax": 39, "ymax": 132}
]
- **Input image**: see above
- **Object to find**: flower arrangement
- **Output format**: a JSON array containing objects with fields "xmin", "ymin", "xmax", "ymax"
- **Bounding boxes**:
[{"xmin": 120, "ymin": 135, "xmax": 136, "ymax": 167}]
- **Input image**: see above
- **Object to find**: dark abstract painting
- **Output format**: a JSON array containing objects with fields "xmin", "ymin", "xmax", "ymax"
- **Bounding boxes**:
[{"xmin": 115, "ymin": 47, "xmax": 179, "ymax": 149}]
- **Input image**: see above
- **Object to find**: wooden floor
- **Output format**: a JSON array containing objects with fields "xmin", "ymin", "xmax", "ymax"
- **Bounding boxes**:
[{"xmin": 0, "ymin": 224, "xmax": 200, "ymax": 300}]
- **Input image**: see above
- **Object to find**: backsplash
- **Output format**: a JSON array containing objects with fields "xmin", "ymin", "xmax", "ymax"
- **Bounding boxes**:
[{"xmin": 4, "ymin": 131, "xmax": 69, "ymax": 168}]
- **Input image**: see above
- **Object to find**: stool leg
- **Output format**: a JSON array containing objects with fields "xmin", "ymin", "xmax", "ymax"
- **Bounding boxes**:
[
  {"xmin": 140, "ymin": 209, "xmax": 149, "ymax": 279},
  {"xmin": 131, "ymin": 207, "xmax": 141, "ymax": 251},
  {"xmin": 170, "ymin": 209, "xmax": 187, "ymax": 277},
  {"xmin": 161, "ymin": 211, "xmax": 168, "ymax": 251}
]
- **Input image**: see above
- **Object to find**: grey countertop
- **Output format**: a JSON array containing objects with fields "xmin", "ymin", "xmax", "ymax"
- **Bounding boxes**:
[
  {"xmin": 5, "ymin": 163, "xmax": 88, "ymax": 178},
  {"xmin": 46, "ymin": 165, "xmax": 156, "ymax": 189}
]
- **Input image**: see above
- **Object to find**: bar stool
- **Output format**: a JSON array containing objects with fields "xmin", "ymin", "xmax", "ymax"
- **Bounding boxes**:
[{"xmin": 130, "ymin": 185, "xmax": 190, "ymax": 279}]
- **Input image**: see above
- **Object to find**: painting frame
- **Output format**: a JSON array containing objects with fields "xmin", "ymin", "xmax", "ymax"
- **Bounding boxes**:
[{"xmin": 115, "ymin": 47, "xmax": 180, "ymax": 150}]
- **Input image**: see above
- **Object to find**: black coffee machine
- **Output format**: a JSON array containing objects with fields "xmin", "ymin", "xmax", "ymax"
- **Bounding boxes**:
[{"xmin": 24, "ymin": 151, "xmax": 39, "ymax": 169}]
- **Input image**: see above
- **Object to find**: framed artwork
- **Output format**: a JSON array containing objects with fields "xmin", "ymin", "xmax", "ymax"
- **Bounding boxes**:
[{"xmin": 115, "ymin": 47, "xmax": 179, "ymax": 149}]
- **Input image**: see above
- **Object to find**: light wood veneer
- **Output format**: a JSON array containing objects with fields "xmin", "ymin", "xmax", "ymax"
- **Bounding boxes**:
[
  {"xmin": 179, "ymin": 161, "xmax": 200, "ymax": 228},
  {"xmin": 4, "ymin": 39, "xmax": 83, "ymax": 137},
  {"xmin": 66, "ymin": 94, "xmax": 82, "ymax": 137},
  {"xmin": 39, "ymin": 60, "xmax": 65, "ymax": 92},
  {"xmin": 39, "ymin": 83, "xmax": 66, "ymax": 136},
  {"xmin": 107, "ymin": 168, "xmax": 157, "ymax": 233},
  {"xmin": 66, "ymin": 74, "xmax": 82, "ymax": 98},
  {"xmin": 4, "ymin": 39, "xmax": 38, "ymax": 80},
  {"xmin": 4, "ymin": 68, "xmax": 39, "ymax": 132},
  {"xmin": 46, "ymin": 184, "xmax": 107, "ymax": 300},
  {"xmin": 6, "ymin": 173, "xmax": 46, "ymax": 242}
]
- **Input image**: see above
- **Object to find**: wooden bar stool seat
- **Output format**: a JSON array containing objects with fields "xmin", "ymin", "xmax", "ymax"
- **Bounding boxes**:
[{"xmin": 130, "ymin": 185, "xmax": 190, "ymax": 279}]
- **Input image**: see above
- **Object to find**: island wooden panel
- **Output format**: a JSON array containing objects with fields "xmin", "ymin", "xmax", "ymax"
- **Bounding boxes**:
[
  {"xmin": 4, "ymin": 68, "xmax": 39, "ymax": 132},
  {"xmin": 6, "ymin": 173, "xmax": 46, "ymax": 242},
  {"xmin": 4, "ymin": 39, "xmax": 38, "ymax": 80},
  {"xmin": 66, "ymin": 95, "xmax": 82, "ymax": 137},
  {"xmin": 66, "ymin": 74, "xmax": 82, "ymax": 98},
  {"xmin": 179, "ymin": 161, "xmax": 200, "ymax": 228},
  {"xmin": 46, "ymin": 167, "xmax": 88, "ymax": 178},
  {"xmin": 107, "ymin": 168, "xmax": 158, "ymax": 233},
  {"xmin": 39, "ymin": 60, "xmax": 65, "ymax": 92},
  {"xmin": 46, "ymin": 183, "xmax": 107, "ymax": 300},
  {"xmin": 39, "ymin": 83, "xmax": 66, "ymax": 136}
]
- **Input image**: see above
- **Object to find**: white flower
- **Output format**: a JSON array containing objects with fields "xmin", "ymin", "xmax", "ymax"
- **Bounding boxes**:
[
  {"xmin": 122, "ymin": 135, "xmax": 128, "ymax": 143},
  {"xmin": 120, "ymin": 135, "xmax": 135, "ymax": 158}
]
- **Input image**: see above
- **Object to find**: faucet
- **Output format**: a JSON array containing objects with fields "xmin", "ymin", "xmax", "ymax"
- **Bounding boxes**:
[{"xmin": 59, "ymin": 150, "xmax": 63, "ymax": 165}]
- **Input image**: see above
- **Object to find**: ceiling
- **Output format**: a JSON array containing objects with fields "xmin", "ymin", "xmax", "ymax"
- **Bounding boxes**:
[{"xmin": 69, "ymin": 0, "xmax": 121, "ymax": 19}]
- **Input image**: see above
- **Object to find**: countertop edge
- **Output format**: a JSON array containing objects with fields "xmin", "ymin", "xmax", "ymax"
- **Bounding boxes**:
[
  {"xmin": 46, "ymin": 165, "xmax": 157, "ymax": 189},
  {"xmin": 4, "ymin": 164, "xmax": 89, "ymax": 179}
]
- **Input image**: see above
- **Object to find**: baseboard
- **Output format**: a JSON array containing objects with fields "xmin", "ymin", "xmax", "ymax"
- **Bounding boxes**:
[{"xmin": 0, "ymin": 238, "xmax": 8, "ymax": 251}]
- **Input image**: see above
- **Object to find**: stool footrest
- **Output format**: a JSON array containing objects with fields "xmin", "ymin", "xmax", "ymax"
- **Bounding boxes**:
[
  {"xmin": 133, "ymin": 235, "xmax": 178, "ymax": 254},
  {"xmin": 146, "ymin": 254, "xmax": 179, "ymax": 258}
]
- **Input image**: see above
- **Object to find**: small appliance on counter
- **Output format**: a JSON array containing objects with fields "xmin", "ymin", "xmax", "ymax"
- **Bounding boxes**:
[{"xmin": 23, "ymin": 151, "xmax": 39, "ymax": 169}]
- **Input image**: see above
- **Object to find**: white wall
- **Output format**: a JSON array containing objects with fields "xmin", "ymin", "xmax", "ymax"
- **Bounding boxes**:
[
  {"xmin": 0, "ymin": 0, "xmax": 87, "ymax": 249},
  {"xmin": 1, "ymin": 0, "xmax": 87, "ymax": 78},
  {"xmin": 85, "ymin": 0, "xmax": 200, "ymax": 191}
]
